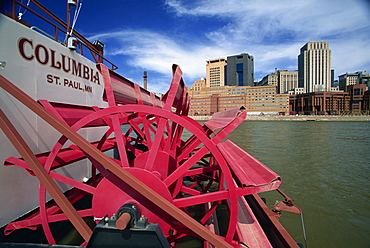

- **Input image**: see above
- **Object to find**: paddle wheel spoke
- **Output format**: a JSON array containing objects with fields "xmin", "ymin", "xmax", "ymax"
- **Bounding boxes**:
[{"xmin": 1, "ymin": 63, "xmax": 286, "ymax": 247}]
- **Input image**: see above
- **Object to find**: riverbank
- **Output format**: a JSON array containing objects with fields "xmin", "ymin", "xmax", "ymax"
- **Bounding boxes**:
[{"xmin": 190, "ymin": 115, "xmax": 370, "ymax": 121}]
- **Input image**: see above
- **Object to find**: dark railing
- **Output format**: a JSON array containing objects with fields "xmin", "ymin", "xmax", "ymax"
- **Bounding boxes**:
[{"xmin": 8, "ymin": 0, "xmax": 118, "ymax": 70}]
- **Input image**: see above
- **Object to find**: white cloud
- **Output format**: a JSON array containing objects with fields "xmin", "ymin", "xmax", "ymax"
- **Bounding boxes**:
[
  {"xmin": 332, "ymin": 37, "xmax": 370, "ymax": 75},
  {"xmin": 89, "ymin": 29, "xmax": 230, "ymax": 92},
  {"xmin": 165, "ymin": 0, "xmax": 370, "ymax": 78},
  {"xmin": 90, "ymin": 0, "xmax": 370, "ymax": 92}
]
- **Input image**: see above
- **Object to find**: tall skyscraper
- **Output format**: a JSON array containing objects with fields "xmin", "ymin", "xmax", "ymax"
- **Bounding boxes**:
[
  {"xmin": 226, "ymin": 53, "xmax": 254, "ymax": 86},
  {"xmin": 206, "ymin": 58, "xmax": 227, "ymax": 87},
  {"xmin": 298, "ymin": 41, "xmax": 332, "ymax": 93}
]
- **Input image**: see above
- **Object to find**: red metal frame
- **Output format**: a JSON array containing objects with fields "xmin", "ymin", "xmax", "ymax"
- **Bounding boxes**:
[
  {"xmin": 0, "ymin": 0, "xmax": 303, "ymax": 246},
  {"xmin": 0, "ymin": 109, "xmax": 93, "ymax": 243},
  {"xmin": 1, "ymin": 55, "xmax": 300, "ymax": 247},
  {"xmin": 0, "ymin": 72, "xmax": 233, "ymax": 247}
]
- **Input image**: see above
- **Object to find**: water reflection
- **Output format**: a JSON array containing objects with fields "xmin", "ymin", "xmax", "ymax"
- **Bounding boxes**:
[{"xmin": 227, "ymin": 121, "xmax": 370, "ymax": 248}]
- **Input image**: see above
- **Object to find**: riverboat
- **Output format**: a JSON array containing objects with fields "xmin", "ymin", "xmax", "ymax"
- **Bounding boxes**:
[{"xmin": 0, "ymin": 1, "xmax": 303, "ymax": 247}]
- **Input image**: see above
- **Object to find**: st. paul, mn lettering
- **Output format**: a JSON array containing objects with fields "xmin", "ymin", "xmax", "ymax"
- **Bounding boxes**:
[
  {"xmin": 18, "ymin": 37, "xmax": 100, "ymax": 85},
  {"xmin": 47, "ymin": 74, "xmax": 92, "ymax": 93}
]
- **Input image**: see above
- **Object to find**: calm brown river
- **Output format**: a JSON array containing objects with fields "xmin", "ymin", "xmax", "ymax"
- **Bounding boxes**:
[{"xmin": 226, "ymin": 120, "xmax": 370, "ymax": 248}]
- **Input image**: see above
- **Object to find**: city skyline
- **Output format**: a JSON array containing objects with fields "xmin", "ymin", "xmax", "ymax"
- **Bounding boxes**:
[{"xmin": 9, "ymin": 0, "xmax": 370, "ymax": 93}]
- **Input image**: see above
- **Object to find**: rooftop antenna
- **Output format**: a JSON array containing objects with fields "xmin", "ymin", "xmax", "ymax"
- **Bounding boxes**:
[{"xmin": 66, "ymin": 0, "xmax": 83, "ymax": 46}]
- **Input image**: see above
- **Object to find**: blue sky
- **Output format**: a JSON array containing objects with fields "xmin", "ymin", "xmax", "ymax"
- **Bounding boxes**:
[{"xmin": 8, "ymin": 0, "xmax": 370, "ymax": 93}]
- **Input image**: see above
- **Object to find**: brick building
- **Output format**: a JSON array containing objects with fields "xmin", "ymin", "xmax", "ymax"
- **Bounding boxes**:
[
  {"xmin": 188, "ymin": 85, "xmax": 289, "ymax": 115},
  {"xmin": 289, "ymin": 84, "xmax": 369, "ymax": 115}
]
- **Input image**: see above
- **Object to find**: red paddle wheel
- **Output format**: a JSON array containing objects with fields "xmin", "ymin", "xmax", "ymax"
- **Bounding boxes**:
[{"xmin": 0, "ymin": 64, "xmax": 299, "ymax": 247}]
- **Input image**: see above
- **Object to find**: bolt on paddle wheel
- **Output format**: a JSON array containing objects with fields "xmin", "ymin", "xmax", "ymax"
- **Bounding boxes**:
[{"xmin": 1, "ymin": 64, "xmax": 287, "ymax": 247}]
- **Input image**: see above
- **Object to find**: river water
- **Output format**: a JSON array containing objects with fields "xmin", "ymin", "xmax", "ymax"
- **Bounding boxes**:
[
  {"xmin": 225, "ymin": 120, "xmax": 370, "ymax": 248},
  {"xmin": 1, "ymin": 121, "xmax": 368, "ymax": 247}
]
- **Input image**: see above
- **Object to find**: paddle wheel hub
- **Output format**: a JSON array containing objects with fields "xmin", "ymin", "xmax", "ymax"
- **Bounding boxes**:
[
  {"xmin": 92, "ymin": 168, "xmax": 173, "ymax": 234},
  {"xmin": 0, "ymin": 63, "xmax": 301, "ymax": 247}
]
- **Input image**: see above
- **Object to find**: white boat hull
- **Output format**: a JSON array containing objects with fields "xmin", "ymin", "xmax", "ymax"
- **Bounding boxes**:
[{"xmin": 0, "ymin": 13, "xmax": 109, "ymax": 227}]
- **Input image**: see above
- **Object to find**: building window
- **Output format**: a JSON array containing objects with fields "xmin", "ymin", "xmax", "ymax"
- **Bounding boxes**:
[
  {"xmin": 236, "ymin": 63, "xmax": 243, "ymax": 72},
  {"xmin": 236, "ymin": 63, "xmax": 244, "ymax": 86}
]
